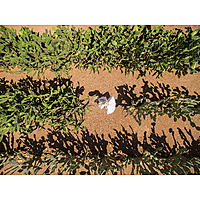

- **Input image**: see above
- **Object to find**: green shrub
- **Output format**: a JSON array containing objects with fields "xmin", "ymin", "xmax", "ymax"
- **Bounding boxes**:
[
  {"xmin": 123, "ymin": 94, "xmax": 200, "ymax": 131},
  {"xmin": 0, "ymin": 77, "xmax": 89, "ymax": 141},
  {"xmin": 1, "ymin": 147, "xmax": 200, "ymax": 175},
  {"xmin": 1, "ymin": 25, "xmax": 200, "ymax": 78}
]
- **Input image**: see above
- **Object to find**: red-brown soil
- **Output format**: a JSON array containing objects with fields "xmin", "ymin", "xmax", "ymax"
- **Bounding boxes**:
[{"xmin": 0, "ymin": 25, "xmax": 200, "ymax": 175}]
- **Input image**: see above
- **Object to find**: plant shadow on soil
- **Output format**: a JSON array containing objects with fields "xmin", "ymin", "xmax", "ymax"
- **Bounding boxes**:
[
  {"xmin": 1, "ymin": 76, "xmax": 200, "ymax": 174},
  {"xmin": 0, "ymin": 75, "xmax": 84, "ymax": 156},
  {"xmin": 0, "ymin": 75, "xmax": 85, "ymax": 98},
  {"xmin": 88, "ymin": 78, "xmax": 200, "ymax": 110},
  {"xmin": 115, "ymin": 78, "xmax": 200, "ymax": 109},
  {"xmin": 1, "ymin": 123, "xmax": 200, "ymax": 159},
  {"xmin": 89, "ymin": 90, "xmax": 111, "ymax": 105},
  {"xmin": 1, "ymin": 76, "xmax": 200, "ymax": 158}
]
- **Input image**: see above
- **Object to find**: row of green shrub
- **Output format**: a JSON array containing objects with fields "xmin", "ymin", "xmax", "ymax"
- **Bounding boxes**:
[
  {"xmin": 124, "ymin": 94, "xmax": 200, "ymax": 131},
  {"xmin": 0, "ymin": 77, "xmax": 89, "ymax": 141},
  {"xmin": 0, "ymin": 25, "xmax": 200, "ymax": 78},
  {"xmin": 1, "ymin": 147, "xmax": 200, "ymax": 175}
]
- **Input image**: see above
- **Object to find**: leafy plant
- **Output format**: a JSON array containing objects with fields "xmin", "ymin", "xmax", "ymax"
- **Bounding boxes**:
[
  {"xmin": 0, "ymin": 77, "xmax": 89, "ymax": 141},
  {"xmin": 1, "ymin": 147, "xmax": 200, "ymax": 175},
  {"xmin": 123, "ymin": 94, "xmax": 200, "ymax": 130},
  {"xmin": 0, "ymin": 26, "xmax": 74, "ymax": 77},
  {"xmin": 0, "ymin": 151, "xmax": 44, "ymax": 175},
  {"xmin": 127, "ymin": 147, "xmax": 200, "ymax": 175},
  {"xmin": 1, "ymin": 25, "xmax": 200, "ymax": 78}
]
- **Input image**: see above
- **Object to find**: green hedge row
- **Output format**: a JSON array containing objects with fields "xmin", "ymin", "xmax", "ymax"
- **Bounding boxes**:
[
  {"xmin": 124, "ymin": 94, "xmax": 200, "ymax": 131},
  {"xmin": 0, "ymin": 25, "xmax": 200, "ymax": 78},
  {"xmin": 1, "ymin": 147, "xmax": 200, "ymax": 175},
  {"xmin": 0, "ymin": 78, "xmax": 89, "ymax": 141}
]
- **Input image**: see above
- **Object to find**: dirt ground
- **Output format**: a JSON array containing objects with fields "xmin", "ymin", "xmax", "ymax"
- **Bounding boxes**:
[{"xmin": 0, "ymin": 25, "xmax": 200, "ymax": 174}]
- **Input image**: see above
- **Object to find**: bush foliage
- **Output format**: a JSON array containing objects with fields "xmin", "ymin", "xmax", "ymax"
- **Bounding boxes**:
[
  {"xmin": 1, "ymin": 147, "xmax": 200, "ymax": 175},
  {"xmin": 1, "ymin": 25, "xmax": 200, "ymax": 78},
  {"xmin": 0, "ymin": 77, "xmax": 89, "ymax": 141},
  {"xmin": 124, "ymin": 94, "xmax": 200, "ymax": 131}
]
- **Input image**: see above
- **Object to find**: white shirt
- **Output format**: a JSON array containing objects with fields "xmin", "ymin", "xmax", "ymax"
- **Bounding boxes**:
[{"xmin": 98, "ymin": 96, "xmax": 116, "ymax": 114}]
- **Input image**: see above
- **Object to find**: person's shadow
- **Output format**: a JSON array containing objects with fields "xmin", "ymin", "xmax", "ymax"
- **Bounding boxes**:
[{"xmin": 89, "ymin": 90, "xmax": 111, "ymax": 105}]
